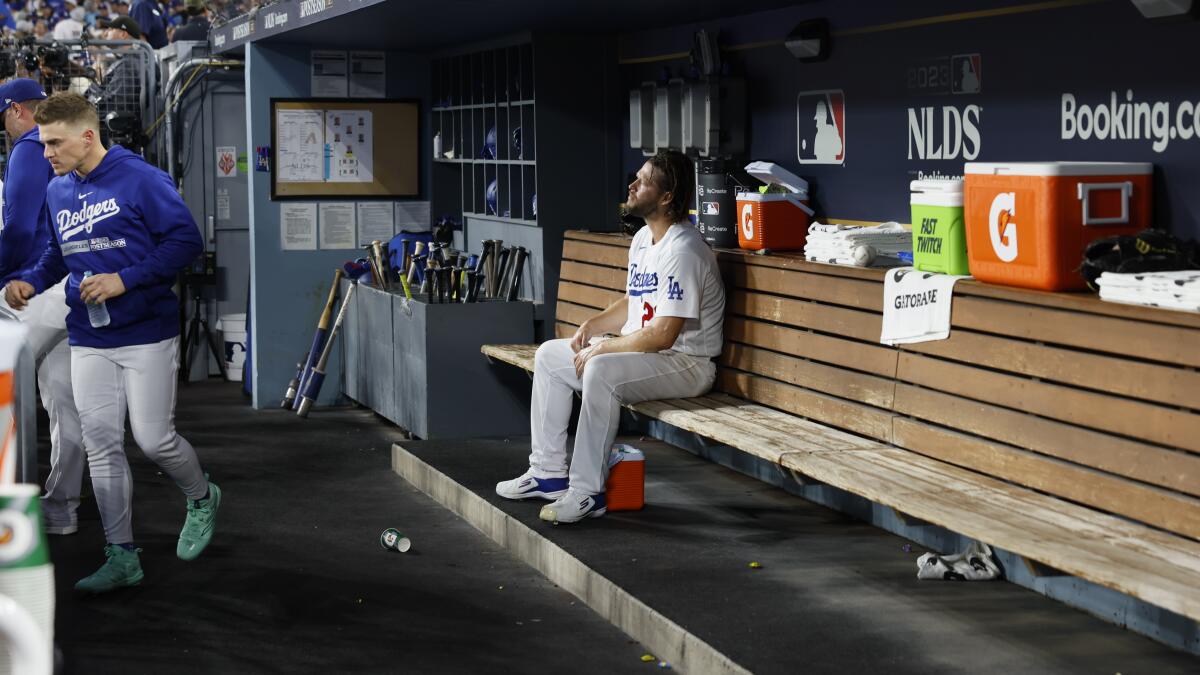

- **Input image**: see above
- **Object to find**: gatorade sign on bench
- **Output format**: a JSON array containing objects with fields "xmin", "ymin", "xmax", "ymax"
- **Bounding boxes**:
[
  {"xmin": 736, "ymin": 161, "xmax": 814, "ymax": 251},
  {"xmin": 964, "ymin": 162, "xmax": 1152, "ymax": 291}
]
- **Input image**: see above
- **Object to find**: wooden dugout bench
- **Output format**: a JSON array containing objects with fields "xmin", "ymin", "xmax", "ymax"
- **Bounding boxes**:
[{"xmin": 482, "ymin": 230, "xmax": 1200, "ymax": 623}]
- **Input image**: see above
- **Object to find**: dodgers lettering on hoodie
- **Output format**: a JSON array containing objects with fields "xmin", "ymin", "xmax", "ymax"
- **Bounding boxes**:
[{"xmin": 23, "ymin": 145, "xmax": 202, "ymax": 349}]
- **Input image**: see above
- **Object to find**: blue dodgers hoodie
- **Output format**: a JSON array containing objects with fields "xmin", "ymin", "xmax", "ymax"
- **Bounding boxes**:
[
  {"xmin": 0, "ymin": 127, "xmax": 54, "ymax": 285},
  {"xmin": 23, "ymin": 145, "xmax": 202, "ymax": 348}
]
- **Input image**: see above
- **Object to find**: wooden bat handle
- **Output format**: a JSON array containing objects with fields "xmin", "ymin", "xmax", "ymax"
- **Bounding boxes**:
[{"xmin": 316, "ymin": 269, "xmax": 344, "ymax": 330}]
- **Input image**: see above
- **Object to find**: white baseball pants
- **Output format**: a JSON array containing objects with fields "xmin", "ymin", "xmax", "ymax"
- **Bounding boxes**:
[
  {"xmin": 0, "ymin": 281, "xmax": 84, "ymax": 522},
  {"xmin": 528, "ymin": 338, "xmax": 716, "ymax": 496},
  {"xmin": 71, "ymin": 336, "xmax": 207, "ymax": 544}
]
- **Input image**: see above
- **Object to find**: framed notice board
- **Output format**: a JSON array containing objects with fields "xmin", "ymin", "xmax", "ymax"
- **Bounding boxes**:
[{"xmin": 271, "ymin": 98, "xmax": 420, "ymax": 199}]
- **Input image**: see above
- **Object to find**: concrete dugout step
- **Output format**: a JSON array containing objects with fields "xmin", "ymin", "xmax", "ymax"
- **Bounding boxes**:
[{"xmin": 392, "ymin": 436, "xmax": 1197, "ymax": 675}]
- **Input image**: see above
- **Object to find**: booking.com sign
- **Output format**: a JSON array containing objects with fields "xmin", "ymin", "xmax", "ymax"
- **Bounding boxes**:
[{"xmin": 1061, "ymin": 90, "xmax": 1200, "ymax": 153}]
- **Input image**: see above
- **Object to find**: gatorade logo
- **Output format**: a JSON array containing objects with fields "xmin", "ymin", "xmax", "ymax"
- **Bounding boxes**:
[
  {"xmin": 0, "ymin": 510, "xmax": 35, "ymax": 564},
  {"xmin": 741, "ymin": 203, "xmax": 754, "ymax": 240},
  {"xmin": 988, "ymin": 192, "xmax": 1019, "ymax": 262}
]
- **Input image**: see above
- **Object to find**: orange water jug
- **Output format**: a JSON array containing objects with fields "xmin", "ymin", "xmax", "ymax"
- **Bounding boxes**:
[{"xmin": 605, "ymin": 445, "xmax": 645, "ymax": 511}]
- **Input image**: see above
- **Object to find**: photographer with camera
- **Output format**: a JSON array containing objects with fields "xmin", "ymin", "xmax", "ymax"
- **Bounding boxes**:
[{"xmin": 86, "ymin": 14, "xmax": 143, "ymax": 146}]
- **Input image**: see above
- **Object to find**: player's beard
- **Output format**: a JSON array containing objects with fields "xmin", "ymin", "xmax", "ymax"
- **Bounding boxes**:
[{"xmin": 623, "ymin": 194, "xmax": 656, "ymax": 219}]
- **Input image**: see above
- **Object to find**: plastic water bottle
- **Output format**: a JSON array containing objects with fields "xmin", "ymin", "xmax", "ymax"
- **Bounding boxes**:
[{"xmin": 82, "ymin": 271, "xmax": 110, "ymax": 328}]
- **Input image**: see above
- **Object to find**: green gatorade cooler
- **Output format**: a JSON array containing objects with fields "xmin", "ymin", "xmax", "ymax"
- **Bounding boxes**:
[{"xmin": 910, "ymin": 177, "xmax": 969, "ymax": 275}]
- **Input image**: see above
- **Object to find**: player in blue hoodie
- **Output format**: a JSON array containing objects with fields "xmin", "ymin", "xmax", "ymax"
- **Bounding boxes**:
[
  {"xmin": 0, "ymin": 78, "xmax": 85, "ymax": 537},
  {"xmin": 4, "ymin": 92, "xmax": 222, "ymax": 594}
]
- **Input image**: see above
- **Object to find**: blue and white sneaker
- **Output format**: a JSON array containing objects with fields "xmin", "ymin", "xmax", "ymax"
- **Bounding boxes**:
[
  {"xmin": 496, "ymin": 469, "xmax": 569, "ymax": 501},
  {"xmin": 539, "ymin": 489, "xmax": 607, "ymax": 524}
]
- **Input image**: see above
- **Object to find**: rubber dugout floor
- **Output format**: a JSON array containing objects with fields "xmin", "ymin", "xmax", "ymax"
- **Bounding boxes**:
[{"xmin": 45, "ymin": 381, "xmax": 648, "ymax": 674}]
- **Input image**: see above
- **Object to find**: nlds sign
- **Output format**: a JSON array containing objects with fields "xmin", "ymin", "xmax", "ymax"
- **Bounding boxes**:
[{"xmin": 907, "ymin": 105, "xmax": 982, "ymax": 160}]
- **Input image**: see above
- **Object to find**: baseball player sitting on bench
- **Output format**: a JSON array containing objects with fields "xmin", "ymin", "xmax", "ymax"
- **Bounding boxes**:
[
  {"xmin": 4, "ymin": 92, "xmax": 221, "ymax": 593},
  {"xmin": 496, "ymin": 150, "xmax": 726, "ymax": 524}
]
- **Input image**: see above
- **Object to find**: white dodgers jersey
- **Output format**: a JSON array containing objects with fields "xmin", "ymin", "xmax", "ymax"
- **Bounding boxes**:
[{"xmin": 620, "ymin": 223, "xmax": 725, "ymax": 358}]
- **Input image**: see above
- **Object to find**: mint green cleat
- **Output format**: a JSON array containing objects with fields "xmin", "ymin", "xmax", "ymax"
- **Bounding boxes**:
[
  {"xmin": 177, "ymin": 481, "xmax": 222, "ymax": 561},
  {"xmin": 75, "ymin": 545, "xmax": 144, "ymax": 594}
]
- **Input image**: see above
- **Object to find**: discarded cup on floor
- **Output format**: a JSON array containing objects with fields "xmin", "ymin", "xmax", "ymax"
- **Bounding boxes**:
[{"xmin": 380, "ymin": 528, "xmax": 412, "ymax": 553}]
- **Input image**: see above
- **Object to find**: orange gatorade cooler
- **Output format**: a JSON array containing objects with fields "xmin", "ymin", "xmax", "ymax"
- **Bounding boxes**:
[
  {"xmin": 736, "ymin": 161, "xmax": 814, "ymax": 251},
  {"xmin": 605, "ymin": 444, "xmax": 645, "ymax": 511},
  {"xmin": 963, "ymin": 161, "xmax": 1153, "ymax": 291}
]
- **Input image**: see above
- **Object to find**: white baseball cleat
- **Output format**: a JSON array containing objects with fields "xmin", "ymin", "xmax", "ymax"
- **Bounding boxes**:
[
  {"xmin": 539, "ymin": 489, "xmax": 607, "ymax": 524},
  {"xmin": 496, "ymin": 469, "xmax": 569, "ymax": 501}
]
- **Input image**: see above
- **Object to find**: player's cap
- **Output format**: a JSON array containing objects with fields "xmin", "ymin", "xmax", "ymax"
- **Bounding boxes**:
[
  {"xmin": 0, "ymin": 79, "xmax": 48, "ymax": 115},
  {"xmin": 107, "ymin": 15, "xmax": 141, "ymax": 38}
]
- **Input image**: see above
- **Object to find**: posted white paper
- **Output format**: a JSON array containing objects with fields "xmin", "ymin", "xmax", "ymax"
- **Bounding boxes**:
[
  {"xmin": 276, "ymin": 109, "xmax": 325, "ymax": 182},
  {"xmin": 357, "ymin": 201, "xmax": 395, "ymax": 246},
  {"xmin": 319, "ymin": 202, "xmax": 357, "ymax": 249},
  {"xmin": 216, "ymin": 188, "xmax": 230, "ymax": 221},
  {"xmin": 311, "ymin": 50, "xmax": 348, "ymax": 97},
  {"xmin": 280, "ymin": 202, "xmax": 318, "ymax": 251},
  {"xmin": 349, "ymin": 51, "xmax": 386, "ymax": 98},
  {"xmin": 394, "ymin": 200, "xmax": 431, "ymax": 231},
  {"xmin": 324, "ymin": 110, "xmax": 374, "ymax": 183}
]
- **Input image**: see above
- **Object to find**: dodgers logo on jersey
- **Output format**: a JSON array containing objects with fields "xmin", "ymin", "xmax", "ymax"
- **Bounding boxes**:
[
  {"xmin": 627, "ymin": 263, "xmax": 658, "ymax": 297},
  {"xmin": 665, "ymin": 276, "xmax": 684, "ymax": 301},
  {"xmin": 57, "ymin": 197, "xmax": 121, "ymax": 242}
]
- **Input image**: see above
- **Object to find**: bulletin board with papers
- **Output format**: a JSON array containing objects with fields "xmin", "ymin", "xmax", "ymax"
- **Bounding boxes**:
[{"xmin": 271, "ymin": 98, "xmax": 420, "ymax": 199}]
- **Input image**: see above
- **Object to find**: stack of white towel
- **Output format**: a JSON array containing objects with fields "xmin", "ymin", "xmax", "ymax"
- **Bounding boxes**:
[
  {"xmin": 803, "ymin": 222, "xmax": 912, "ymax": 267},
  {"xmin": 1096, "ymin": 270, "xmax": 1200, "ymax": 313}
]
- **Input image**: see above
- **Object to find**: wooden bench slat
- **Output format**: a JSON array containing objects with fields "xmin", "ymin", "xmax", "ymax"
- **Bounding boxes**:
[
  {"xmin": 481, "ymin": 344, "xmax": 538, "ymax": 371},
  {"xmin": 776, "ymin": 446, "xmax": 1200, "ymax": 621},
  {"xmin": 897, "ymin": 353, "xmax": 1200, "ymax": 453},
  {"xmin": 727, "ymin": 263, "xmax": 884, "ymax": 313},
  {"xmin": 564, "ymin": 230, "xmax": 633, "ymax": 247},
  {"xmin": 725, "ymin": 317, "xmax": 898, "ymax": 378},
  {"xmin": 555, "ymin": 301, "xmax": 594, "ymax": 328},
  {"xmin": 729, "ymin": 292, "xmax": 882, "ymax": 343},
  {"xmin": 902, "ymin": 327, "xmax": 1200, "ymax": 409},
  {"xmin": 892, "ymin": 383, "xmax": 1200, "ymax": 498},
  {"xmin": 952, "ymin": 295, "xmax": 1200, "ymax": 367},
  {"xmin": 721, "ymin": 343, "xmax": 896, "ymax": 409},
  {"xmin": 890, "ymin": 416, "xmax": 1200, "ymax": 539},
  {"xmin": 562, "ymin": 240, "xmax": 628, "ymax": 268},
  {"xmin": 558, "ymin": 281, "xmax": 623, "ymax": 310},
  {"xmin": 696, "ymin": 393, "xmax": 889, "ymax": 453},
  {"xmin": 956, "ymin": 277, "xmax": 1200, "ymax": 330},
  {"xmin": 560, "ymin": 260, "xmax": 626, "ymax": 291},
  {"xmin": 634, "ymin": 397, "xmax": 888, "ymax": 467},
  {"xmin": 717, "ymin": 370, "xmax": 895, "ymax": 442}
]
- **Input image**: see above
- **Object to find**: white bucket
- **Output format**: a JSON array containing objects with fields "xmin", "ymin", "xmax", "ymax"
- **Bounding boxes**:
[{"xmin": 216, "ymin": 313, "xmax": 247, "ymax": 382}]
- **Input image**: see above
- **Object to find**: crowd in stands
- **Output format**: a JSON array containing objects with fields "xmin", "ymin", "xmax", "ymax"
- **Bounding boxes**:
[{"xmin": 0, "ymin": 0, "xmax": 259, "ymax": 45}]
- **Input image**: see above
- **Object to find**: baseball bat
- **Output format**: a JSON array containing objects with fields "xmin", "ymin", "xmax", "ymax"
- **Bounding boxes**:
[
  {"xmin": 280, "ymin": 355, "xmax": 308, "ymax": 409},
  {"xmin": 284, "ymin": 269, "xmax": 343, "ymax": 409},
  {"xmin": 506, "ymin": 247, "xmax": 528, "ymax": 301},
  {"xmin": 297, "ymin": 283, "xmax": 357, "ymax": 418},
  {"xmin": 371, "ymin": 240, "xmax": 388, "ymax": 289}
]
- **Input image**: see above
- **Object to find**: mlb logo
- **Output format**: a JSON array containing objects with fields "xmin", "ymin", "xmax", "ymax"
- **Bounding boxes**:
[
  {"xmin": 951, "ymin": 54, "xmax": 982, "ymax": 94},
  {"xmin": 702, "ymin": 201, "xmax": 720, "ymax": 215},
  {"xmin": 796, "ymin": 90, "xmax": 845, "ymax": 165}
]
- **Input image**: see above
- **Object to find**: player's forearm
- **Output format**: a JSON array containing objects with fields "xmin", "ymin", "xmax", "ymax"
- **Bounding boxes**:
[
  {"xmin": 583, "ymin": 299, "xmax": 626, "ymax": 334},
  {"xmin": 21, "ymin": 242, "xmax": 68, "ymax": 294},
  {"xmin": 594, "ymin": 316, "xmax": 683, "ymax": 355}
]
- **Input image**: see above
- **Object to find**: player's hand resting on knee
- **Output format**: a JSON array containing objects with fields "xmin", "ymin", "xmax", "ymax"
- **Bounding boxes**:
[
  {"xmin": 570, "ymin": 321, "xmax": 597, "ymax": 353},
  {"xmin": 574, "ymin": 342, "xmax": 604, "ymax": 379},
  {"xmin": 4, "ymin": 280, "xmax": 35, "ymax": 310},
  {"xmin": 79, "ymin": 273, "xmax": 126, "ymax": 304}
]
